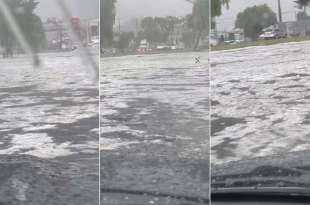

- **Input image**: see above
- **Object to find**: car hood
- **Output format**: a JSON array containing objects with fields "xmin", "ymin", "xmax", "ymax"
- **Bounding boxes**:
[{"xmin": 212, "ymin": 151, "xmax": 310, "ymax": 191}]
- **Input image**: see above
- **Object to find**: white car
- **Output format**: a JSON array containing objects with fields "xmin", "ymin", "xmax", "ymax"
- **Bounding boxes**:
[{"xmin": 259, "ymin": 29, "xmax": 286, "ymax": 40}]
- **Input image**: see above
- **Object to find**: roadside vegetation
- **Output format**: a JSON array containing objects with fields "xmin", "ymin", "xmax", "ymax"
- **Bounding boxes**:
[
  {"xmin": 235, "ymin": 5, "xmax": 277, "ymax": 41},
  {"xmin": 101, "ymin": 0, "xmax": 211, "ymax": 55},
  {"xmin": 212, "ymin": 0, "xmax": 310, "ymax": 51},
  {"xmin": 211, "ymin": 36, "xmax": 310, "ymax": 51}
]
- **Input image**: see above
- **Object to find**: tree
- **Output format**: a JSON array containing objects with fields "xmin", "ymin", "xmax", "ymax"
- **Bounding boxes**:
[
  {"xmin": 0, "ymin": 0, "xmax": 45, "ymax": 57},
  {"xmin": 211, "ymin": 0, "xmax": 229, "ymax": 17},
  {"xmin": 187, "ymin": 0, "xmax": 209, "ymax": 50},
  {"xmin": 295, "ymin": 0, "xmax": 310, "ymax": 11},
  {"xmin": 235, "ymin": 5, "xmax": 277, "ymax": 40},
  {"xmin": 140, "ymin": 16, "xmax": 180, "ymax": 45},
  {"xmin": 140, "ymin": 17, "xmax": 162, "ymax": 44},
  {"xmin": 115, "ymin": 32, "xmax": 134, "ymax": 51},
  {"xmin": 211, "ymin": 0, "xmax": 229, "ymax": 28},
  {"xmin": 19, "ymin": 0, "xmax": 46, "ymax": 52},
  {"xmin": 101, "ymin": 0, "xmax": 116, "ymax": 48}
]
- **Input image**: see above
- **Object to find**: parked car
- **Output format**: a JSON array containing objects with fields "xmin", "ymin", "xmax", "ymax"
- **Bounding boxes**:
[
  {"xmin": 259, "ymin": 28, "xmax": 286, "ymax": 40},
  {"xmin": 156, "ymin": 44, "xmax": 170, "ymax": 50}
]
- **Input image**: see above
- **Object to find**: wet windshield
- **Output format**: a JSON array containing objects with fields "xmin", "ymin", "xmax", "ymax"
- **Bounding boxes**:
[
  {"xmin": 211, "ymin": 0, "xmax": 310, "ymax": 192},
  {"xmin": 0, "ymin": 0, "xmax": 99, "ymax": 204}
]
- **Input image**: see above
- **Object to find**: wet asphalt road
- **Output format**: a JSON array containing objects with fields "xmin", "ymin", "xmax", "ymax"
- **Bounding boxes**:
[
  {"xmin": 101, "ymin": 52, "xmax": 209, "ymax": 204},
  {"xmin": 211, "ymin": 41, "xmax": 310, "ymax": 165},
  {"xmin": 0, "ymin": 53, "xmax": 99, "ymax": 204}
]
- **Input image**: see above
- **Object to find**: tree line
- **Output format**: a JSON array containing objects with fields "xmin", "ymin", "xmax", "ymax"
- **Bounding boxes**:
[
  {"xmin": 101, "ymin": 0, "xmax": 310, "ymax": 50},
  {"xmin": 100, "ymin": 0, "xmax": 211, "ymax": 51}
]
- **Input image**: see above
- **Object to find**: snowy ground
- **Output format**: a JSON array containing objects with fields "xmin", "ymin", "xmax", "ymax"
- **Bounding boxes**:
[
  {"xmin": 0, "ymin": 52, "xmax": 99, "ymax": 204},
  {"xmin": 101, "ymin": 52, "xmax": 209, "ymax": 204},
  {"xmin": 211, "ymin": 41, "xmax": 310, "ymax": 165}
]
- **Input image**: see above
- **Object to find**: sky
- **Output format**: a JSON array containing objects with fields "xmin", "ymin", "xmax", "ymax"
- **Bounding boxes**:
[
  {"xmin": 216, "ymin": 0, "xmax": 303, "ymax": 31},
  {"xmin": 33, "ymin": 0, "xmax": 305, "ymax": 30},
  {"xmin": 35, "ymin": 0, "xmax": 99, "ymax": 20},
  {"xmin": 115, "ymin": 0, "xmax": 193, "ymax": 23}
]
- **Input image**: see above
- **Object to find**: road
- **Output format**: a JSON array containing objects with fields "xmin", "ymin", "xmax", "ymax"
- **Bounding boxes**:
[
  {"xmin": 0, "ymin": 52, "xmax": 99, "ymax": 205},
  {"xmin": 101, "ymin": 52, "xmax": 209, "ymax": 204},
  {"xmin": 211, "ymin": 41, "xmax": 310, "ymax": 165}
]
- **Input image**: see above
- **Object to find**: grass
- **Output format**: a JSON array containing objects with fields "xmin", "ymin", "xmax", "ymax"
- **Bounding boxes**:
[{"xmin": 211, "ymin": 36, "xmax": 310, "ymax": 51}]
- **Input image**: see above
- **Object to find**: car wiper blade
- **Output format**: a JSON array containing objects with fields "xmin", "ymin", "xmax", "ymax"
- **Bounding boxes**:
[
  {"xmin": 212, "ymin": 186, "xmax": 310, "ymax": 194},
  {"xmin": 101, "ymin": 188, "xmax": 209, "ymax": 204},
  {"xmin": 212, "ymin": 187, "xmax": 310, "ymax": 202}
]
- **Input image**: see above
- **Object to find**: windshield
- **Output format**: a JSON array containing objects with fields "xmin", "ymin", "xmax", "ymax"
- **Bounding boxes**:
[
  {"xmin": 0, "ymin": 0, "xmax": 99, "ymax": 204},
  {"xmin": 211, "ymin": 0, "xmax": 310, "ymax": 193},
  {"xmin": 101, "ymin": 0, "xmax": 209, "ymax": 204}
]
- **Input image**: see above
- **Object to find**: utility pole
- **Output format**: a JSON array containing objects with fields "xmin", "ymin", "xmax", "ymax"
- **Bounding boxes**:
[
  {"xmin": 118, "ymin": 18, "xmax": 121, "ymax": 36},
  {"xmin": 135, "ymin": 18, "xmax": 138, "ymax": 37},
  {"xmin": 278, "ymin": 0, "xmax": 283, "ymax": 23}
]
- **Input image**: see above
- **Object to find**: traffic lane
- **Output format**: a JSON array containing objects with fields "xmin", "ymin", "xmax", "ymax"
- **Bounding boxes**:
[
  {"xmin": 0, "ymin": 54, "xmax": 99, "ymax": 204},
  {"xmin": 211, "ymin": 41, "xmax": 310, "ymax": 164},
  {"xmin": 0, "ymin": 155, "xmax": 99, "ymax": 205},
  {"xmin": 101, "ymin": 52, "xmax": 209, "ymax": 203},
  {"xmin": 101, "ymin": 52, "xmax": 209, "ymax": 154},
  {"xmin": 0, "ymin": 54, "xmax": 98, "ymax": 159}
]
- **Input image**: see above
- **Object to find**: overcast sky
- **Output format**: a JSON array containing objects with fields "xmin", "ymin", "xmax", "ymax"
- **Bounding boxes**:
[
  {"xmin": 34, "ymin": 0, "xmax": 305, "ymax": 29},
  {"xmin": 35, "ymin": 0, "xmax": 99, "ymax": 20},
  {"xmin": 115, "ymin": 0, "xmax": 192, "ymax": 23},
  {"xmin": 217, "ymin": 0, "xmax": 303, "ymax": 31}
]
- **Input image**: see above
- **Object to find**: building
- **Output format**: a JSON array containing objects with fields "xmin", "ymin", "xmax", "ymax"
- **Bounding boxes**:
[
  {"xmin": 277, "ymin": 12, "xmax": 310, "ymax": 37},
  {"xmin": 279, "ymin": 20, "xmax": 310, "ymax": 37},
  {"xmin": 43, "ymin": 18, "xmax": 71, "ymax": 50},
  {"xmin": 43, "ymin": 17, "xmax": 99, "ymax": 50},
  {"xmin": 82, "ymin": 18, "xmax": 99, "ymax": 44}
]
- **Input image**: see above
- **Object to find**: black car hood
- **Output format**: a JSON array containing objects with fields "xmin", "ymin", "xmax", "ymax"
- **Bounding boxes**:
[{"xmin": 212, "ymin": 151, "xmax": 310, "ymax": 190}]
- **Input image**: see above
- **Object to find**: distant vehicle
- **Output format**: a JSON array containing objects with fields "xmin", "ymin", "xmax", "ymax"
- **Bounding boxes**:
[
  {"xmin": 259, "ymin": 28, "xmax": 286, "ymax": 40},
  {"xmin": 224, "ymin": 40, "xmax": 235, "ymax": 44},
  {"xmin": 156, "ymin": 44, "xmax": 170, "ymax": 50},
  {"xmin": 137, "ymin": 39, "xmax": 151, "ymax": 53},
  {"xmin": 88, "ymin": 38, "xmax": 100, "ymax": 47}
]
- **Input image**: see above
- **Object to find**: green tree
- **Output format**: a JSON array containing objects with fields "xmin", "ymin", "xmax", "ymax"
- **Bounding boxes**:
[
  {"xmin": 140, "ymin": 16, "xmax": 180, "ymax": 45},
  {"xmin": 115, "ymin": 32, "xmax": 134, "ymax": 51},
  {"xmin": 101, "ymin": 0, "xmax": 116, "ymax": 48},
  {"xmin": 187, "ymin": 0, "xmax": 209, "ymax": 50},
  {"xmin": 0, "ymin": 0, "xmax": 45, "ymax": 56},
  {"xmin": 141, "ymin": 17, "xmax": 161, "ymax": 44},
  {"xmin": 211, "ymin": 0, "xmax": 229, "ymax": 17},
  {"xmin": 295, "ymin": 0, "xmax": 310, "ymax": 11},
  {"xmin": 211, "ymin": 0, "xmax": 229, "ymax": 28},
  {"xmin": 235, "ymin": 5, "xmax": 277, "ymax": 40},
  {"xmin": 19, "ymin": 0, "xmax": 46, "ymax": 52}
]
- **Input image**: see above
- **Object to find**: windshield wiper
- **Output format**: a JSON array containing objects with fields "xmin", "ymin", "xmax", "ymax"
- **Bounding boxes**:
[
  {"xmin": 101, "ymin": 188, "xmax": 209, "ymax": 204},
  {"xmin": 212, "ymin": 187, "xmax": 310, "ymax": 203}
]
